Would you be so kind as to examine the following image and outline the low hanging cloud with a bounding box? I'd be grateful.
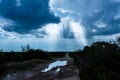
[32,17,74,39]
[0,0,60,34]
[33,16,87,45]
[50,0,120,38]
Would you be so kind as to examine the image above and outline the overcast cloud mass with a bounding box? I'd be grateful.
[0,0,120,51]
[0,0,60,33]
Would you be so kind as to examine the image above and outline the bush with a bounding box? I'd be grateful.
[0,53,7,74]
[73,41,120,80]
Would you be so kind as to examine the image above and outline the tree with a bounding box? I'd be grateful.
[0,49,2,52]
[21,44,31,52]
[21,46,26,52]
[73,41,120,80]
[26,44,30,51]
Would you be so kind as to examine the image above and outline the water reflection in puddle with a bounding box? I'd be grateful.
[42,61,67,72]
[56,68,61,72]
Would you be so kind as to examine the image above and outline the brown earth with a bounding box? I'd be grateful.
[2,57,80,80]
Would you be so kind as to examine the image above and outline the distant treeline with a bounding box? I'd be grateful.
[0,45,67,62]
[71,36,120,80]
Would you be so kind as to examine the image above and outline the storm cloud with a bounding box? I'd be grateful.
[50,0,120,38]
[1,0,120,51]
[0,0,60,33]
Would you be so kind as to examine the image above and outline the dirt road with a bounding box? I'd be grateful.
[2,56,80,80]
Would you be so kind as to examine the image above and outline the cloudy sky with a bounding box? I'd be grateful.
[0,0,120,51]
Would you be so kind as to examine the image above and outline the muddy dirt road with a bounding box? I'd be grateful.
[2,56,80,80]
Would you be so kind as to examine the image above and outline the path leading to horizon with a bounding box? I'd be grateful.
[3,55,80,80]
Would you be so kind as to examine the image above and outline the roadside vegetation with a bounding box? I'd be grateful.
[71,36,120,80]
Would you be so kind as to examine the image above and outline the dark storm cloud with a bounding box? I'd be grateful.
[62,26,75,39]
[0,0,60,33]
[52,0,120,38]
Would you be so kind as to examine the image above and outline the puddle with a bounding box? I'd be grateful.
[56,68,61,72]
[42,60,67,72]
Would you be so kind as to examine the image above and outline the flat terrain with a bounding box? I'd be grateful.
[2,56,80,80]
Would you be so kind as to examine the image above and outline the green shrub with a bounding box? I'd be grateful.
[73,42,120,80]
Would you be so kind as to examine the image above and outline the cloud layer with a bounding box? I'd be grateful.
[50,0,120,38]
[0,0,120,51]
[0,0,60,33]
[1,0,119,39]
